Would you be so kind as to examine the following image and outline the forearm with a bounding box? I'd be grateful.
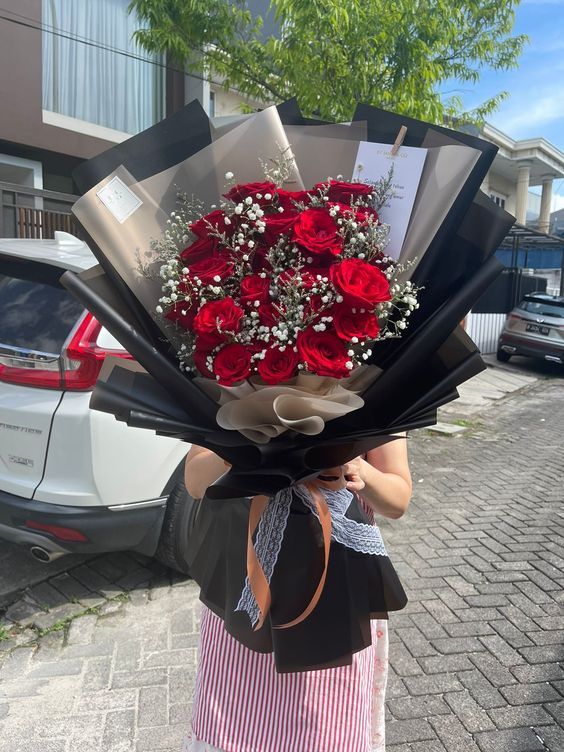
[184,450,229,499]
[358,458,412,519]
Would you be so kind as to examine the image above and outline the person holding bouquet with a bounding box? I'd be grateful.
[182,438,411,752]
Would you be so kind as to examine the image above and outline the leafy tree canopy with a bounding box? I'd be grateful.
[129,0,527,124]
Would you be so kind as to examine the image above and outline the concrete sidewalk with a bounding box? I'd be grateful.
[435,360,540,428]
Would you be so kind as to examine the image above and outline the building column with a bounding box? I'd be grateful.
[538,176,554,234]
[481,173,490,197]
[515,162,531,225]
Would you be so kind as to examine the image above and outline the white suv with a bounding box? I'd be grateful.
[0,232,195,572]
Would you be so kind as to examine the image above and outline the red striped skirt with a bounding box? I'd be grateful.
[182,605,388,752]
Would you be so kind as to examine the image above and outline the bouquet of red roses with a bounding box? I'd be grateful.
[157,177,418,388]
[146,173,420,444]
[62,100,513,495]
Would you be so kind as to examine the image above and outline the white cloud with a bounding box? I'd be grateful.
[492,88,564,136]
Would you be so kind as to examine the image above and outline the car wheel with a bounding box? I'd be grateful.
[496,348,511,363]
[155,480,198,574]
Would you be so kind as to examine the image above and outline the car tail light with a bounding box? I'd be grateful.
[61,312,132,390]
[508,313,526,321]
[0,313,132,390]
[0,353,63,389]
[25,519,88,542]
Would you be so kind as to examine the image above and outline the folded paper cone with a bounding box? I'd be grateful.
[194,369,378,443]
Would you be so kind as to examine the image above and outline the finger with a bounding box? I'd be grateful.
[346,480,365,493]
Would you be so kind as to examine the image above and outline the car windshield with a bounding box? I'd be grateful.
[520,301,564,319]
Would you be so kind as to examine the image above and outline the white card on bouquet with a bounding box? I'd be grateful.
[353,142,427,260]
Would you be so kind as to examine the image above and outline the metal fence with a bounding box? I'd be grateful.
[0,180,80,239]
[466,312,507,354]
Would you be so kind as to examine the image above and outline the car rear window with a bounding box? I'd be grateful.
[0,258,84,353]
[519,300,564,319]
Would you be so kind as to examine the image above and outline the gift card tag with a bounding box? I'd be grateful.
[96,176,142,224]
[353,142,427,260]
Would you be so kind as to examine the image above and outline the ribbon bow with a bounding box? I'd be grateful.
[236,469,387,631]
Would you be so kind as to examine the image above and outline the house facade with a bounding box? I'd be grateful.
[479,123,564,233]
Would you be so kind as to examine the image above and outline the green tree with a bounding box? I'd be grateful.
[129,0,526,124]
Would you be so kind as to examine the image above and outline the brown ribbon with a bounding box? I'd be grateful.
[246,469,346,631]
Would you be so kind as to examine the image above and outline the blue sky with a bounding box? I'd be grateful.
[449,0,564,209]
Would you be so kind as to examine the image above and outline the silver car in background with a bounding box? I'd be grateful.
[497,293,564,367]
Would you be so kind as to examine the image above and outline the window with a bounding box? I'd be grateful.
[0,260,84,353]
[489,191,506,210]
[42,0,164,135]
[520,300,564,319]
[209,90,216,118]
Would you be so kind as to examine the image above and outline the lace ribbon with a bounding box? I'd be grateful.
[236,480,388,629]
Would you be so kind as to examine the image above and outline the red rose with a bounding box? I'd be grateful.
[180,235,217,265]
[213,343,252,385]
[261,214,297,246]
[276,189,312,213]
[224,182,277,205]
[292,208,343,256]
[192,297,244,340]
[165,302,197,330]
[186,255,234,284]
[355,206,379,225]
[314,180,373,204]
[251,246,271,273]
[258,303,279,328]
[189,209,232,240]
[258,346,300,384]
[297,328,350,378]
[330,259,391,308]
[330,304,380,342]
[240,275,270,307]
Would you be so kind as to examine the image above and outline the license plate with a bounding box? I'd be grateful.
[526,323,550,335]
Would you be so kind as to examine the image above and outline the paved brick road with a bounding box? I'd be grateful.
[0,379,562,752]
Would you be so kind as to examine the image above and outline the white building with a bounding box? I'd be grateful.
[478,124,564,233]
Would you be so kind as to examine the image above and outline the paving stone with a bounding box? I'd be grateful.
[535,724,564,752]
[112,668,168,689]
[429,714,482,751]
[26,582,69,611]
[430,637,483,655]
[387,694,450,720]
[443,691,495,733]
[519,645,564,664]
[474,727,545,752]
[31,602,84,631]
[411,742,451,752]
[385,718,436,744]
[468,653,517,687]
[49,573,92,603]
[138,685,168,727]
[27,658,83,679]
[511,663,564,683]
[418,654,474,674]
[82,657,112,692]
[459,670,506,709]
[66,614,98,645]
[4,599,41,626]
[403,673,464,696]
[388,643,422,677]
[500,682,561,705]
[488,704,554,730]
[443,621,495,638]
[102,709,135,751]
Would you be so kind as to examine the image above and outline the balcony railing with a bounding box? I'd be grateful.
[0,180,82,240]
